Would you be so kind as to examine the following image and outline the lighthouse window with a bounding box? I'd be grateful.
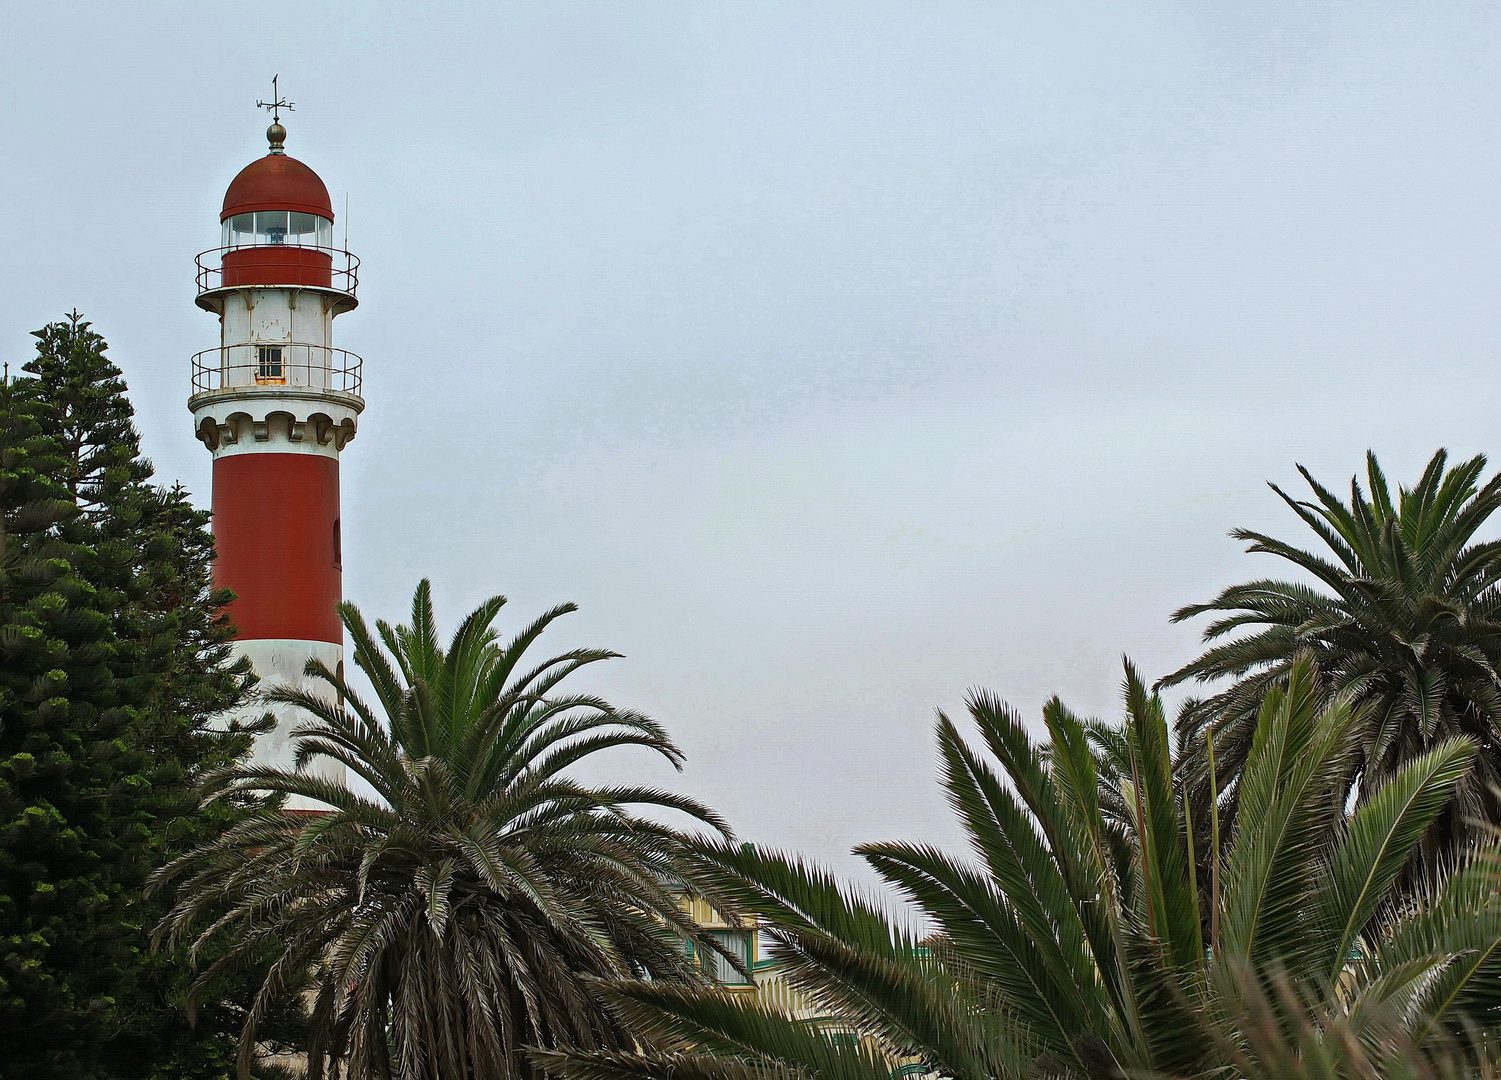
[257,346,284,382]
[257,210,288,244]
[222,211,333,249]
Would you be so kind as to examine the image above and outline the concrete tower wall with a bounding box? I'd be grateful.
[220,290,335,358]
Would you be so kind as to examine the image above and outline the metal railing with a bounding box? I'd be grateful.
[190,343,363,398]
[195,245,360,296]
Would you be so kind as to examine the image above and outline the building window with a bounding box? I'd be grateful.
[332,518,342,569]
[701,930,754,986]
[257,346,284,383]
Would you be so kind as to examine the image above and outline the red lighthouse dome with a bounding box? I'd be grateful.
[215,123,343,291]
[222,152,333,220]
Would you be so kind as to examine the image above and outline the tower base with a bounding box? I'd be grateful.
[236,637,347,811]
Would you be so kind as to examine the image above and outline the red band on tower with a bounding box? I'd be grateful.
[212,454,342,644]
[221,246,334,288]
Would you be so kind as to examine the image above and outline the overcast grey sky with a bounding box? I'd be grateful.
[3,1,1499,880]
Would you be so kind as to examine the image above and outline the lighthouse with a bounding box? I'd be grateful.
[189,104,361,800]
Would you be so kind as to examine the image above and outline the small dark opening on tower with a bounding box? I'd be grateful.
[332,518,342,569]
[257,345,283,382]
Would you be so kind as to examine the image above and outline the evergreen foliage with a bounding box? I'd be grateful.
[1162,450,1501,873]
[155,580,736,1080]
[537,658,1501,1080]
[25,313,153,510]
[0,315,258,1078]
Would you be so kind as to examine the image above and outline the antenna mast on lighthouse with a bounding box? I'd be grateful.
[188,88,365,807]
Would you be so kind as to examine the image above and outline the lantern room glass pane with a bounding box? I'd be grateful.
[287,212,320,244]
[254,210,289,244]
[224,212,256,247]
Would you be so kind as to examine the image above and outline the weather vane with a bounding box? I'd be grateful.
[256,74,294,123]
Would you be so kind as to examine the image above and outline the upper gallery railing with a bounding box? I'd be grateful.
[195,245,360,297]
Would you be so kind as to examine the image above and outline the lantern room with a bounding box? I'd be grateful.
[196,122,359,302]
[222,210,333,249]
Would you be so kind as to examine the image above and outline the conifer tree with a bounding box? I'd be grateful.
[0,369,126,1075]
[24,312,152,511]
[0,315,264,1078]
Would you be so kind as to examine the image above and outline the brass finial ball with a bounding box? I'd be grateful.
[267,121,287,154]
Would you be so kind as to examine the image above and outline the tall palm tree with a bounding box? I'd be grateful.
[1162,449,1501,866]
[536,658,1501,1080]
[153,581,734,1080]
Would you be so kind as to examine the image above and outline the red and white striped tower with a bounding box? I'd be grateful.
[190,113,363,803]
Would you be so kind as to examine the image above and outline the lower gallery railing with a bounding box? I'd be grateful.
[190,343,363,397]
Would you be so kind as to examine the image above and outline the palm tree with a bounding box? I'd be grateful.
[536,657,1501,1080]
[153,581,734,1080]
[1162,449,1501,867]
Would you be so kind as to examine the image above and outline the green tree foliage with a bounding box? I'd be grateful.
[1162,450,1501,871]
[0,371,109,1074]
[0,315,257,1079]
[155,580,737,1080]
[25,312,154,508]
[536,657,1501,1080]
